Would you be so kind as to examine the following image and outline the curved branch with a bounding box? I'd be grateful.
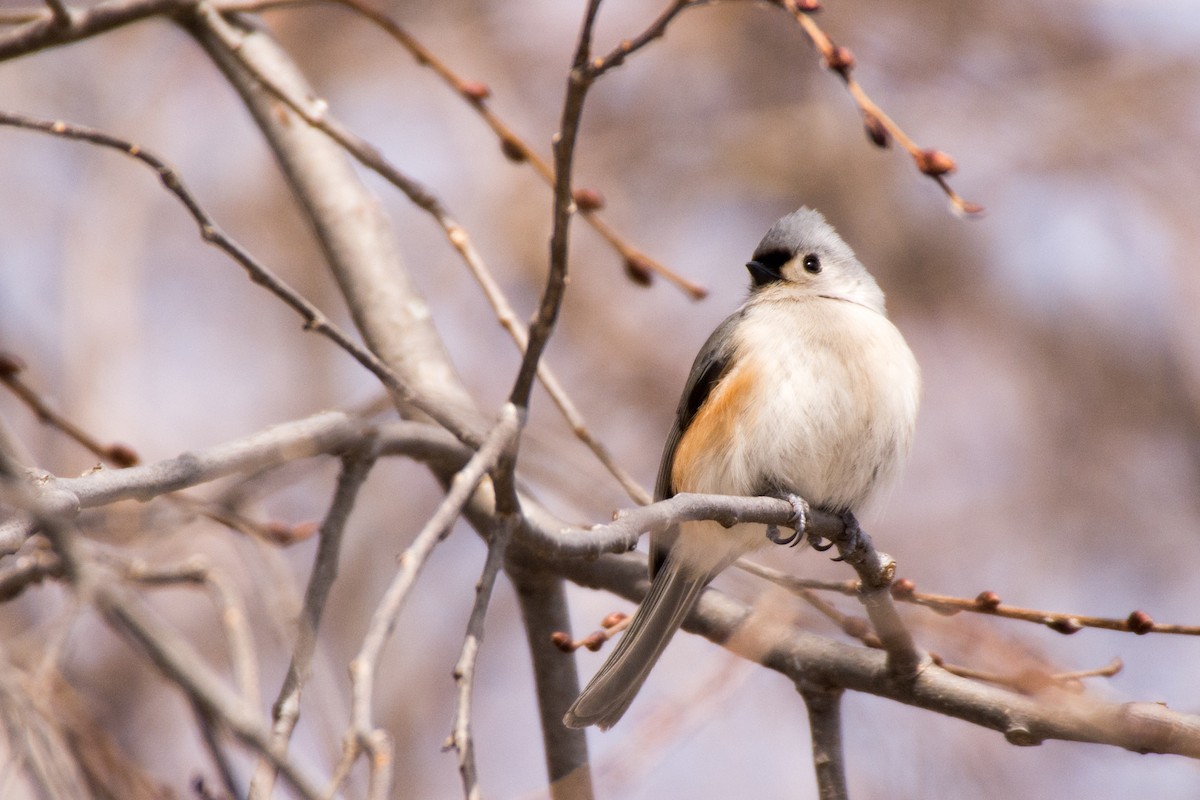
[558,552,1200,760]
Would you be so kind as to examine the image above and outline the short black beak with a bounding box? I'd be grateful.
[745,260,778,287]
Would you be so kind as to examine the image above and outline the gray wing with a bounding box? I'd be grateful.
[649,309,744,576]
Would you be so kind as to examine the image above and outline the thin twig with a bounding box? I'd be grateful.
[190,697,244,800]
[250,447,377,799]
[0,354,139,466]
[776,0,982,214]
[0,111,476,446]
[214,0,708,299]
[444,514,515,800]
[932,654,1124,695]
[203,0,651,505]
[742,562,1200,638]
[339,404,522,800]
[0,0,188,62]
[113,553,261,706]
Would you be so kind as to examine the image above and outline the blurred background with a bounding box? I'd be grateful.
[2,0,1200,797]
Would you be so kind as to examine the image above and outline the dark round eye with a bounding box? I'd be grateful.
[802,253,821,274]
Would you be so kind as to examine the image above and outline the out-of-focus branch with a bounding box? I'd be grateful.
[327,0,708,298]
[775,0,982,214]
[112,553,261,707]
[743,564,1200,638]
[337,405,521,799]
[192,5,650,505]
[212,0,707,299]
[0,353,139,467]
[0,658,90,799]
[187,8,483,439]
[797,683,847,800]
[445,514,514,800]
[0,111,475,444]
[559,551,1200,759]
[0,0,185,62]
[95,580,327,799]
[250,447,378,800]
[0,471,328,800]
[508,550,594,800]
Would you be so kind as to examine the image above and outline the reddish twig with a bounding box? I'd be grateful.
[215,0,708,299]
[776,0,982,215]
[739,561,1200,638]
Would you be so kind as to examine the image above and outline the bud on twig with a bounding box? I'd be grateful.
[105,443,140,467]
[550,631,573,652]
[825,45,855,77]
[974,590,1002,610]
[0,351,25,378]
[915,148,957,177]
[1048,617,1083,635]
[890,577,915,598]
[500,138,526,163]
[623,255,655,287]
[1127,609,1154,635]
[863,111,890,148]
[572,187,606,212]
[459,80,491,103]
[601,611,627,629]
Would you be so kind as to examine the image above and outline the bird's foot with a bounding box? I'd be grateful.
[766,492,809,548]
[827,511,863,562]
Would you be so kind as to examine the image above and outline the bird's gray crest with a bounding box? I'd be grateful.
[752,206,856,263]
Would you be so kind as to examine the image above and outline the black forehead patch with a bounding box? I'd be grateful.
[752,248,792,270]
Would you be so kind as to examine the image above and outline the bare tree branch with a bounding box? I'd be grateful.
[190,4,651,505]
[186,8,484,437]
[559,551,1200,759]
[774,0,981,214]
[509,553,594,800]
[339,404,522,798]
[0,110,475,444]
[0,0,184,62]
[445,514,515,800]
[250,447,378,799]
[798,683,847,800]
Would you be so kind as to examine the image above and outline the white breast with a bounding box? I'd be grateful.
[704,294,920,512]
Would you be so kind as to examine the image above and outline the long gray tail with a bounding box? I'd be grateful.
[563,558,711,730]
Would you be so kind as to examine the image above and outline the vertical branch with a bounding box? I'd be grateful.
[488,8,604,796]
[812,519,924,676]
[445,514,515,800]
[250,447,378,800]
[506,0,603,411]
[339,406,521,799]
[797,683,848,800]
[509,550,594,800]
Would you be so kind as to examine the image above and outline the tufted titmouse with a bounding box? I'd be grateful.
[564,207,921,730]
